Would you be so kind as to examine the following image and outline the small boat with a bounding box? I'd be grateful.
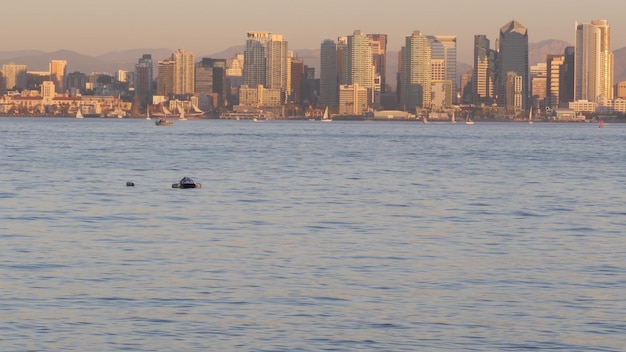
[465,113,474,125]
[172,176,201,189]
[146,109,151,120]
[76,109,84,119]
[321,106,332,122]
[528,108,533,125]
[422,116,428,124]
[156,118,173,126]
[599,119,604,128]
[451,110,456,124]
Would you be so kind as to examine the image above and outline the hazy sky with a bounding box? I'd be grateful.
[3,0,625,63]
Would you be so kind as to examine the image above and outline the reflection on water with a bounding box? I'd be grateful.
[1,118,625,351]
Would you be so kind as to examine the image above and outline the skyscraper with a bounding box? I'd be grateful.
[319,39,338,108]
[266,34,290,97]
[343,30,374,96]
[135,54,153,101]
[173,49,195,95]
[367,34,387,92]
[473,35,496,105]
[497,20,529,110]
[560,46,575,106]
[575,20,613,102]
[243,32,270,88]
[427,35,457,104]
[49,60,67,93]
[546,55,565,108]
[400,30,431,111]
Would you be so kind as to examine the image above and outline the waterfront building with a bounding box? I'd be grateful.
[400,30,431,111]
[319,39,339,108]
[431,80,453,111]
[427,35,457,104]
[41,81,55,102]
[49,60,67,94]
[575,20,614,103]
[367,34,388,93]
[497,20,529,110]
[135,54,153,102]
[473,35,496,105]
[339,84,368,115]
[243,32,270,88]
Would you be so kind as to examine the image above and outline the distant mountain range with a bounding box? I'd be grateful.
[2,40,625,88]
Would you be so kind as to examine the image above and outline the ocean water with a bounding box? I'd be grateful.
[1,117,625,351]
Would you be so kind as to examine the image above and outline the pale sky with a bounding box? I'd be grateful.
[3,0,625,63]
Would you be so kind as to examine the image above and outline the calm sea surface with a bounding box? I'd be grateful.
[1,117,625,351]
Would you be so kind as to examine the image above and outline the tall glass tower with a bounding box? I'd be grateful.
[497,20,529,110]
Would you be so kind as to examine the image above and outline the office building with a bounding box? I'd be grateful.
[546,55,565,108]
[497,20,529,110]
[135,54,153,101]
[367,34,388,92]
[243,32,270,88]
[400,30,431,111]
[473,35,496,105]
[49,60,67,93]
[2,62,28,91]
[173,49,195,95]
[427,35,457,104]
[266,34,290,95]
[319,39,339,108]
[575,20,614,103]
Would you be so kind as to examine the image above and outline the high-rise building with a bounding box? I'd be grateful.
[49,60,67,93]
[473,35,496,105]
[196,58,226,107]
[243,32,270,88]
[156,59,175,97]
[427,35,457,104]
[173,49,195,95]
[290,58,304,104]
[497,20,529,110]
[575,20,614,103]
[560,46,575,106]
[266,34,289,95]
[2,62,28,91]
[546,55,565,108]
[135,54,153,101]
[400,30,431,111]
[343,30,374,103]
[319,39,338,108]
[367,34,387,92]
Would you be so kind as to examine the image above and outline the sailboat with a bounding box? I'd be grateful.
[321,106,332,122]
[146,108,151,120]
[76,108,84,119]
[528,108,533,124]
[465,113,474,125]
[451,110,456,124]
[177,105,187,120]
[422,116,428,124]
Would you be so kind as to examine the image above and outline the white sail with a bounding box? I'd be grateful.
[162,105,173,115]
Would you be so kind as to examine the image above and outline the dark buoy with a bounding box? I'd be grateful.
[126,181,135,187]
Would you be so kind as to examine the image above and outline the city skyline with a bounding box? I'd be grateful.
[3,0,626,64]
